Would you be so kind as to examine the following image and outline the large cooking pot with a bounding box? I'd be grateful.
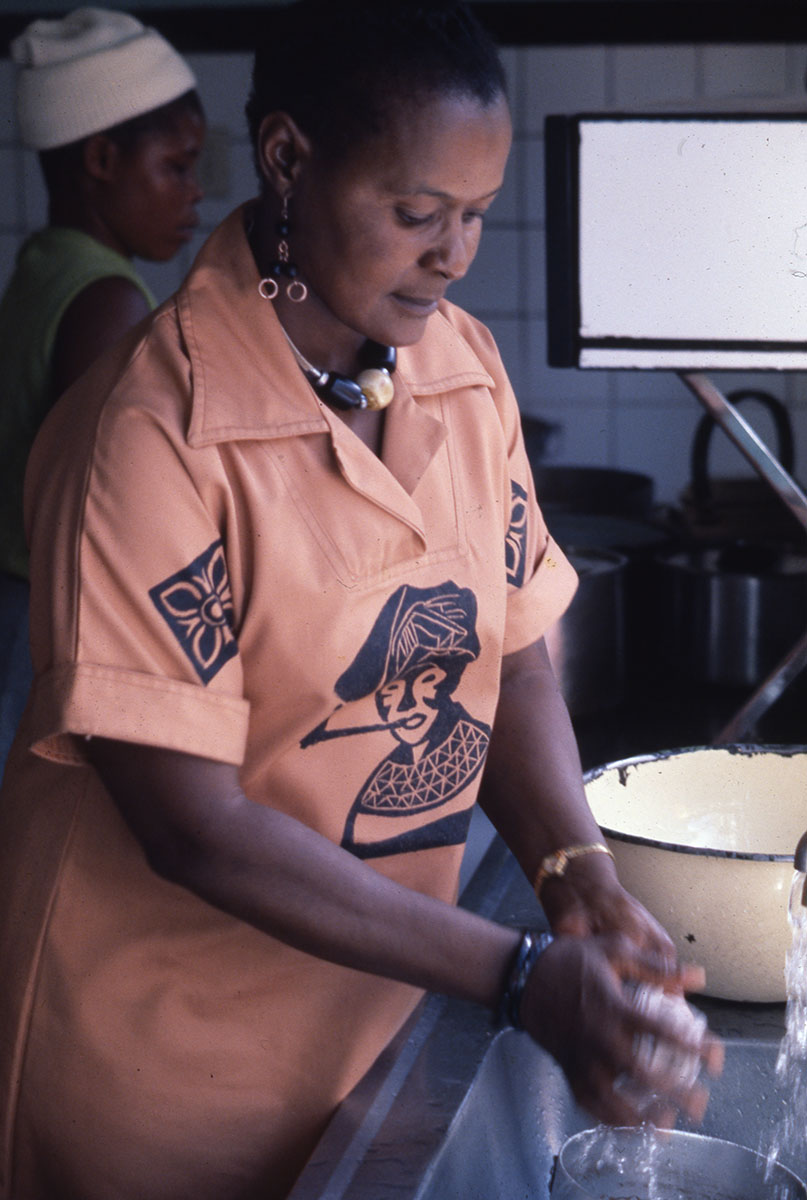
[655,542,807,686]
[545,548,628,715]
[545,514,674,687]
[678,389,805,545]
[520,414,562,466]
[532,464,655,520]
[585,744,806,1002]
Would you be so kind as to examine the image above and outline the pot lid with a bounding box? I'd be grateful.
[658,545,807,577]
[565,546,628,576]
[549,512,670,552]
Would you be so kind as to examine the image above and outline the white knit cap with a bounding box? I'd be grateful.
[11,7,197,150]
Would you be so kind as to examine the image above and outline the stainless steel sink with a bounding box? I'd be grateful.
[289,838,801,1200]
[418,1033,801,1199]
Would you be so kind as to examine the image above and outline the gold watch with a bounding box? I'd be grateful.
[534,842,614,899]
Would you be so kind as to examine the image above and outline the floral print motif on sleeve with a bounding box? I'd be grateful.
[149,539,237,684]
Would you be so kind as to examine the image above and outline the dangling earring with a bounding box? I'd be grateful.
[257,194,308,304]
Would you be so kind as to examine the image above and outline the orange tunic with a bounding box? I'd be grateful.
[0,206,577,1200]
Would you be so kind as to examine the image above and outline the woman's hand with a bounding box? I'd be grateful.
[521,934,724,1127]
[538,854,679,970]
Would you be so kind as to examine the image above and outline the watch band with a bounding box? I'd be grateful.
[533,841,614,899]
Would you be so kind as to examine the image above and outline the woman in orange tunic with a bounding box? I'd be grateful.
[0,3,719,1198]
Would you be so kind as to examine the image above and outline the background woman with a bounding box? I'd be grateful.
[0,4,718,1198]
[0,7,205,775]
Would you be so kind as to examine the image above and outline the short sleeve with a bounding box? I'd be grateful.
[447,309,578,656]
[23,340,250,766]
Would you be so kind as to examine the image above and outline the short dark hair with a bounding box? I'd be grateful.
[39,89,203,194]
[245,0,506,167]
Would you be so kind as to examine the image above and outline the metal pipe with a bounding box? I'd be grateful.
[713,626,807,745]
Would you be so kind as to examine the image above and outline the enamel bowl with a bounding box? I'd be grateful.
[584,745,807,1002]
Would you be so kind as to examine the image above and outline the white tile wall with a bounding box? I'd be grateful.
[612,46,698,107]
[189,52,254,128]
[701,45,789,99]
[2,39,806,503]
[20,149,47,227]
[449,227,521,314]
[524,47,608,119]
[0,56,14,142]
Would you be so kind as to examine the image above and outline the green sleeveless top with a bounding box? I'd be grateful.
[0,228,155,578]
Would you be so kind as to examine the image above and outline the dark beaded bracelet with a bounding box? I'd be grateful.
[497,929,555,1029]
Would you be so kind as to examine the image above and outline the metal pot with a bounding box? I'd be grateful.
[520,414,562,465]
[552,1126,807,1199]
[546,514,675,686]
[545,547,628,715]
[655,542,807,686]
[533,464,655,519]
[678,389,805,545]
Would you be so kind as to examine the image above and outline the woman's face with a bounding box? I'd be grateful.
[98,108,206,262]
[278,91,512,361]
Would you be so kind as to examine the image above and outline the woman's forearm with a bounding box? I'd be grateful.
[169,787,521,1006]
[85,735,708,1125]
[477,638,610,885]
[87,737,520,1011]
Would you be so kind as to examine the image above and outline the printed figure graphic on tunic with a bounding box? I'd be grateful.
[301,581,491,859]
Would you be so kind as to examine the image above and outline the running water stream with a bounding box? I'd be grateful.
[765,871,807,1195]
